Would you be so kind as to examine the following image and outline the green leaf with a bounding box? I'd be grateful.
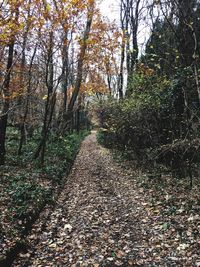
[162,222,169,230]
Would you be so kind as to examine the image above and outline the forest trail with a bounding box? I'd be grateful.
[12,132,199,267]
[13,131,144,266]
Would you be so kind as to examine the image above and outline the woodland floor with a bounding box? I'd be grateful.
[13,131,200,267]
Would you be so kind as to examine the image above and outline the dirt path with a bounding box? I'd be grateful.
[13,132,200,267]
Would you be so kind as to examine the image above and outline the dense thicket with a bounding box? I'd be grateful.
[97,0,200,186]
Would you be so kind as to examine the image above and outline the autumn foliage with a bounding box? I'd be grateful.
[0,0,121,165]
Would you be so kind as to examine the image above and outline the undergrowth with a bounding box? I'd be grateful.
[0,128,89,261]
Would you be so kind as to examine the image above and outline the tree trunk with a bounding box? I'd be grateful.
[61,1,95,131]
[34,31,55,163]
[0,41,15,165]
[18,44,37,155]
[67,1,95,112]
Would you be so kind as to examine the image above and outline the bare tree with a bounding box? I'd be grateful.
[118,0,142,98]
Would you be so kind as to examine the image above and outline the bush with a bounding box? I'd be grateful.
[8,181,51,220]
[96,70,200,179]
[97,129,116,148]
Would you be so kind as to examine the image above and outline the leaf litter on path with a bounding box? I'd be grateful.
[13,132,200,267]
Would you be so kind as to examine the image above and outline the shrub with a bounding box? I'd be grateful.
[96,71,200,181]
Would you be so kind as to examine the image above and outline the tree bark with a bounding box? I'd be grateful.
[61,1,95,131]
[67,1,95,112]
[18,44,37,155]
[34,31,55,163]
[0,41,15,165]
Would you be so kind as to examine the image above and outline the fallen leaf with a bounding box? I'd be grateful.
[116,250,124,259]
[64,224,72,232]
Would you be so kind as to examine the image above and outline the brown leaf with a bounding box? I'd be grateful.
[116,250,124,259]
